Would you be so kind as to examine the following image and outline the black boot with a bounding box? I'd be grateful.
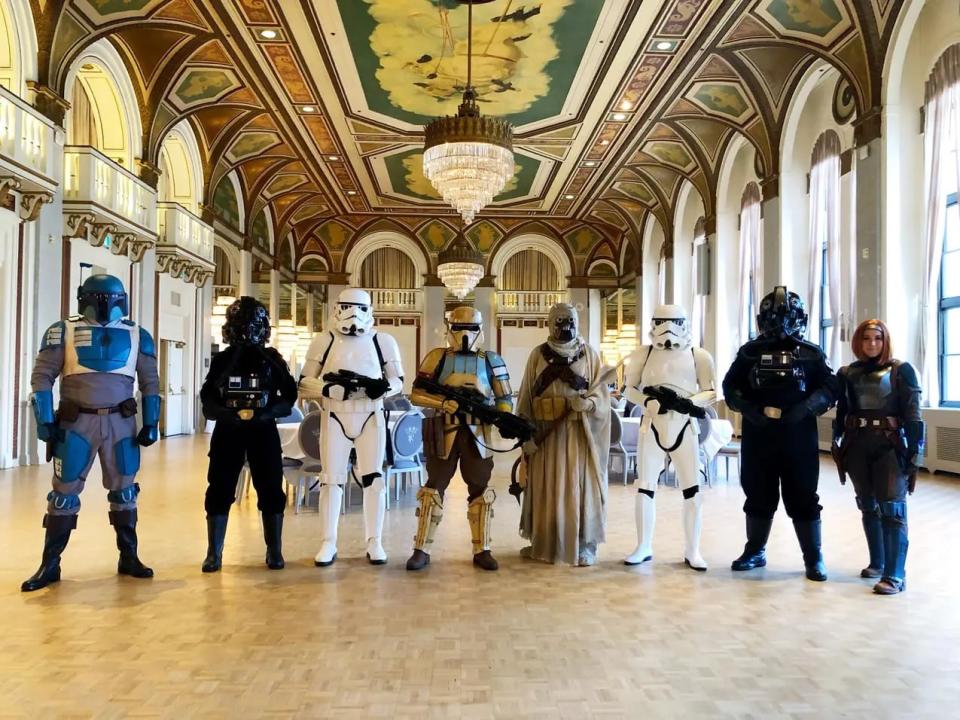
[202,514,229,573]
[793,519,827,581]
[21,515,77,592]
[473,550,499,571]
[857,496,885,578]
[110,510,154,578]
[731,516,772,571]
[406,549,430,571]
[875,500,908,595]
[262,513,284,570]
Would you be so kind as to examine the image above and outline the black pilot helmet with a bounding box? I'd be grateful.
[223,296,271,346]
[756,286,808,340]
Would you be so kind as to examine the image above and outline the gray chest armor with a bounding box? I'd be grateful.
[847,364,896,413]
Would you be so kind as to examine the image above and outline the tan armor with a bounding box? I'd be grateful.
[412,486,443,550]
[467,488,496,554]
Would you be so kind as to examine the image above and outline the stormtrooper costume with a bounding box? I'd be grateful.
[623,305,717,571]
[300,289,403,566]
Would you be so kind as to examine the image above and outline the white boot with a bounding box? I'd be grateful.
[624,490,656,565]
[314,484,343,566]
[682,491,707,571]
[362,478,387,565]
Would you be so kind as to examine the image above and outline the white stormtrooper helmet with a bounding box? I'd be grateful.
[334,288,374,336]
[650,304,691,351]
[446,306,483,353]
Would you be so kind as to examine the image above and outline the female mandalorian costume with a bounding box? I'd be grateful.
[833,319,922,595]
[200,297,298,572]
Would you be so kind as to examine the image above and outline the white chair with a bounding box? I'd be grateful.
[236,406,305,503]
[608,411,635,485]
[284,411,323,514]
[383,410,426,507]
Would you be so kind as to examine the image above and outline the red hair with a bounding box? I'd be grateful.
[851,319,893,364]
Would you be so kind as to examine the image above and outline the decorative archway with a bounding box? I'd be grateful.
[0,0,36,96]
[344,230,429,287]
[488,233,571,289]
[158,119,204,213]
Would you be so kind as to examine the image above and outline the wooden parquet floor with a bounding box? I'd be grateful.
[1,435,958,719]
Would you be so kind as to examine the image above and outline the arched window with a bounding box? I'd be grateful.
[738,182,762,343]
[923,44,960,405]
[807,130,842,363]
[500,248,560,291]
[359,246,417,288]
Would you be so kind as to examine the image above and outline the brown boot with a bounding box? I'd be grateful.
[406,549,430,571]
[472,550,498,571]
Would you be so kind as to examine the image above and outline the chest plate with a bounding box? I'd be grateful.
[638,347,699,397]
[848,364,895,412]
[438,352,492,399]
[749,349,807,393]
[324,333,384,378]
[63,321,138,377]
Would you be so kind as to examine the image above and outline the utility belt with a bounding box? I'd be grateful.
[530,396,582,422]
[844,415,899,431]
[321,396,383,413]
[58,398,137,422]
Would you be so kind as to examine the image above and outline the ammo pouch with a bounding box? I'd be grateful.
[532,396,567,422]
[422,415,447,459]
[119,398,138,418]
[57,400,81,423]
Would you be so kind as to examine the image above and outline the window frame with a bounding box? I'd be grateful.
[939,191,960,407]
[819,241,833,355]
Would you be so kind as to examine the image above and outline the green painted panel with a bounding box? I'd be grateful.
[212,176,239,229]
[337,0,603,126]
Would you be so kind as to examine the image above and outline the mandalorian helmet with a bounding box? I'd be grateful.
[548,303,579,343]
[757,286,807,340]
[650,304,691,350]
[77,274,128,325]
[222,296,271,346]
[334,288,374,336]
[446,306,483,353]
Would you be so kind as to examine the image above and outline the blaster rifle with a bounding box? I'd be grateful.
[413,376,535,444]
[642,385,706,419]
[323,369,387,397]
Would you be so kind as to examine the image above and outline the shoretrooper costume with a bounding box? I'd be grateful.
[407,307,515,572]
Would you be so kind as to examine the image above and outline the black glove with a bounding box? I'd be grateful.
[364,377,390,399]
[781,402,811,424]
[739,404,770,428]
[137,425,158,446]
[498,424,518,440]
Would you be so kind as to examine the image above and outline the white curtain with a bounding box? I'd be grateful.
[738,183,762,344]
[691,217,706,347]
[359,247,417,288]
[806,131,842,366]
[657,254,666,304]
[920,44,960,406]
[501,249,560,291]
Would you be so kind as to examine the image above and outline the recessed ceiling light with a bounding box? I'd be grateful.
[612,112,627,121]
[564,194,575,200]
[584,161,597,167]
[620,100,633,111]
[346,190,357,195]
[656,40,674,51]
[259,29,278,39]
[600,140,610,146]
[302,105,316,113]
[327,155,339,161]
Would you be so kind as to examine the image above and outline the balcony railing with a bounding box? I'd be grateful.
[497,291,566,315]
[0,87,57,191]
[371,288,422,312]
[63,145,157,237]
[157,202,214,265]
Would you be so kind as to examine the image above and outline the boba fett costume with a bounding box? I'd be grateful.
[22,274,161,592]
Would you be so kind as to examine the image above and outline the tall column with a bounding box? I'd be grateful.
[588,289,601,348]
[761,176,781,289]
[306,293,315,332]
[290,283,298,324]
[423,278,446,352]
[238,249,253,297]
[854,111,883,324]
[269,269,280,323]
[474,278,496,351]
[662,238,675,303]
[131,247,157,339]
[702,216,720,363]
[568,283,590,347]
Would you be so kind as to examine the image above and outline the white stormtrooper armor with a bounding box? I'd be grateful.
[299,289,403,566]
[623,304,717,571]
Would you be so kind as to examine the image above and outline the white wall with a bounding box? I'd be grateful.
[385,322,418,395]
[673,180,706,315]
[0,207,19,467]
[499,325,543,384]
[157,273,201,435]
[68,238,133,303]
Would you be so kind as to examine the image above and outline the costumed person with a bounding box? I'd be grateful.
[299,288,403,566]
[623,304,718,571]
[406,306,530,572]
[723,286,839,581]
[199,297,298,572]
[515,303,610,566]
[832,319,923,595]
[22,274,160,592]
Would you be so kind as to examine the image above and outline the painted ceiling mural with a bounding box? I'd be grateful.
[30,0,904,278]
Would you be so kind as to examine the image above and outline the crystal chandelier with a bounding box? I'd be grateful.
[422,0,514,224]
[437,224,484,300]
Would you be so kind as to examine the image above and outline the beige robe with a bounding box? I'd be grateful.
[517,341,611,564]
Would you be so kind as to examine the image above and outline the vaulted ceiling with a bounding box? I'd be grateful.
[32,0,903,277]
